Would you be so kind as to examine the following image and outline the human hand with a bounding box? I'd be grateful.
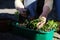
[16,7,27,17]
[37,16,46,30]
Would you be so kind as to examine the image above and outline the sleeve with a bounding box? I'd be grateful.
[43,0,53,11]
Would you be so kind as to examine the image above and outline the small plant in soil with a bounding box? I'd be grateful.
[40,20,59,32]
[28,19,59,32]
[27,19,39,30]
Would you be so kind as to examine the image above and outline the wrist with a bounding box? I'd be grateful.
[40,13,47,18]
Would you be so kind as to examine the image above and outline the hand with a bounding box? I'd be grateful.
[37,16,46,30]
[16,7,27,17]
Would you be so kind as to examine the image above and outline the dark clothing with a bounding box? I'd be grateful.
[54,0,60,21]
[0,0,15,9]
[27,0,44,19]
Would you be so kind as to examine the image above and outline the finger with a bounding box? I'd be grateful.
[37,22,42,27]
[37,22,45,29]
[38,23,44,29]
[37,22,42,28]
[39,16,46,23]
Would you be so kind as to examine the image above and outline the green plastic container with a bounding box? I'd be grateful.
[35,30,54,40]
[12,23,54,40]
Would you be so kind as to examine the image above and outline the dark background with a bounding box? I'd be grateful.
[0,0,15,9]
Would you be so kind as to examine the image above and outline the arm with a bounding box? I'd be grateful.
[40,0,53,18]
[15,0,24,9]
[37,0,53,29]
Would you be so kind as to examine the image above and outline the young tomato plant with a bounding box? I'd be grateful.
[28,19,39,29]
[29,19,59,32]
[40,20,59,32]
